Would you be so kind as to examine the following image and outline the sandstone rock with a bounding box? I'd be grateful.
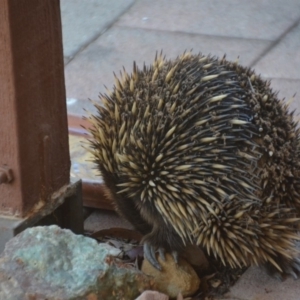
[141,253,200,298]
[135,290,169,300]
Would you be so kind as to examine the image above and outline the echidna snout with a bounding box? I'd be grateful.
[88,51,300,279]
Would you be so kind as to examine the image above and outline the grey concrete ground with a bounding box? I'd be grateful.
[62,0,300,117]
[61,1,300,299]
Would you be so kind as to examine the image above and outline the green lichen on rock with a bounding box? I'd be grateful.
[0,225,154,300]
[8,226,112,293]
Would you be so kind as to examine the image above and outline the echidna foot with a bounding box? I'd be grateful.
[143,243,179,270]
[263,257,300,280]
[158,247,166,261]
[171,249,179,264]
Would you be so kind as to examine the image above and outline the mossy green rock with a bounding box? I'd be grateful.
[0,225,154,300]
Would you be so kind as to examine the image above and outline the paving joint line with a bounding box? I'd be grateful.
[261,77,300,81]
[115,24,275,44]
[64,0,137,66]
[250,17,300,67]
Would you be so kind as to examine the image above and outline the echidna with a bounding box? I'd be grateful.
[88,51,300,279]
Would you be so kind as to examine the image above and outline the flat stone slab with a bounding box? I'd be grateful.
[226,267,300,300]
[64,26,271,106]
[116,0,300,40]
[253,21,300,79]
[61,0,135,59]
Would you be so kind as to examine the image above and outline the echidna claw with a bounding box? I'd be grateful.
[158,247,166,261]
[172,250,179,264]
[290,271,298,280]
[143,243,162,271]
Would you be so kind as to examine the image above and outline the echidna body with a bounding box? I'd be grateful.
[88,52,300,279]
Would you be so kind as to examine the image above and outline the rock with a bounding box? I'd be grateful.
[0,225,155,300]
[141,253,200,298]
[135,290,169,300]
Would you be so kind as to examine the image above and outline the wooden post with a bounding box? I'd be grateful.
[0,0,70,217]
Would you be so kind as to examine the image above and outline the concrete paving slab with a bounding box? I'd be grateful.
[253,21,300,79]
[60,0,135,59]
[67,97,96,116]
[226,267,300,300]
[116,0,300,40]
[64,26,271,109]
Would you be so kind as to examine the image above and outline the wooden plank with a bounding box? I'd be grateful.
[82,180,114,211]
[0,0,70,217]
